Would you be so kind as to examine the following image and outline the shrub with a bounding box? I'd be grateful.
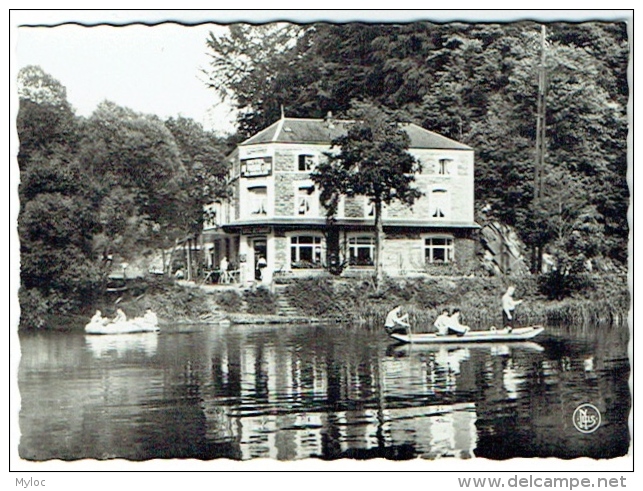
[537,271,595,299]
[286,277,344,317]
[243,287,277,315]
[216,290,243,312]
[18,288,50,330]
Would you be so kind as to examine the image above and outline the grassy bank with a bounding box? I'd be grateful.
[20,276,282,331]
[284,274,629,330]
[21,272,629,331]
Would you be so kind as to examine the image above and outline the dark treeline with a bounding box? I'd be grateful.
[206,21,629,295]
[17,65,231,328]
[17,21,629,328]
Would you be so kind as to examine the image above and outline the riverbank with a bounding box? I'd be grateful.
[21,272,629,331]
[282,274,629,329]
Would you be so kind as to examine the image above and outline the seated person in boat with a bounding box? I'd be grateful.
[447,309,470,336]
[433,309,451,335]
[90,310,108,326]
[142,308,158,326]
[385,306,410,334]
[113,308,127,323]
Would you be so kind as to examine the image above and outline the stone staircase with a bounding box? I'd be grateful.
[272,285,301,317]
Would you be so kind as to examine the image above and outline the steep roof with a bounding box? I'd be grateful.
[241,117,472,150]
[401,123,472,150]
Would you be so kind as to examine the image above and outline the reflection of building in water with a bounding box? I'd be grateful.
[503,359,523,400]
[384,346,471,395]
[85,333,158,358]
[201,331,478,460]
[385,405,477,459]
[203,335,330,459]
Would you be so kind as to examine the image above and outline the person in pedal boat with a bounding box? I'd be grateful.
[143,308,158,326]
[90,310,108,326]
[433,308,451,335]
[446,309,470,336]
[114,308,127,323]
[502,286,523,332]
[385,306,410,334]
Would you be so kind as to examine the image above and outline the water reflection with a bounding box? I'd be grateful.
[85,333,158,358]
[18,322,630,461]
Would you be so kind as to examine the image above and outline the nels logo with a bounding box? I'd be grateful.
[573,403,602,434]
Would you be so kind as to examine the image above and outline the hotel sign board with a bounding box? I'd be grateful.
[241,156,273,177]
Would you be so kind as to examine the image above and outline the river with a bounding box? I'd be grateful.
[18,321,630,461]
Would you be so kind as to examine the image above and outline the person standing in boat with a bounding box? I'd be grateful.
[433,308,451,336]
[385,306,410,334]
[502,286,523,331]
[447,309,470,336]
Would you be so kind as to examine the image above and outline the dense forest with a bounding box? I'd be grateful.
[17,21,629,328]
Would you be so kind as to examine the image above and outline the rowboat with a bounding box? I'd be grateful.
[389,326,544,344]
[85,311,160,335]
[389,340,545,354]
[85,318,160,335]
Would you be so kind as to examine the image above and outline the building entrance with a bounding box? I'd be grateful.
[253,238,267,281]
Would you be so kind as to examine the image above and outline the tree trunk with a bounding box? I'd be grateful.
[187,238,193,281]
[165,238,180,276]
[374,199,384,291]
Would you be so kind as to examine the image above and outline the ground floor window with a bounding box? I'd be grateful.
[348,236,375,266]
[291,236,323,268]
[425,236,454,263]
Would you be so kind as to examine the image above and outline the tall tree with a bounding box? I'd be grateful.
[311,102,422,288]
[205,23,304,137]
[78,101,186,261]
[164,116,229,236]
[17,67,101,325]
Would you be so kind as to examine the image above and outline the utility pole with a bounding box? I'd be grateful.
[532,25,548,274]
[534,24,547,204]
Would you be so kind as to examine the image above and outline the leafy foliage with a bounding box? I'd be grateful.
[164,117,229,235]
[243,287,277,315]
[311,102,422,287]
[206,21,629,294]
[17,67,230,328]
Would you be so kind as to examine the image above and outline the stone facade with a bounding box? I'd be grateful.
[273,236,289,272]
[204,117,479,284]
[344,196,364,218]
[275,174,296,216]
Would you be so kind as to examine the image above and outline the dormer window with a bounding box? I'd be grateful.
[438,158,453,175]
[298,154,316,172]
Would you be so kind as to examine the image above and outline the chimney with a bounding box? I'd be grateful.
[325,111,335,129]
